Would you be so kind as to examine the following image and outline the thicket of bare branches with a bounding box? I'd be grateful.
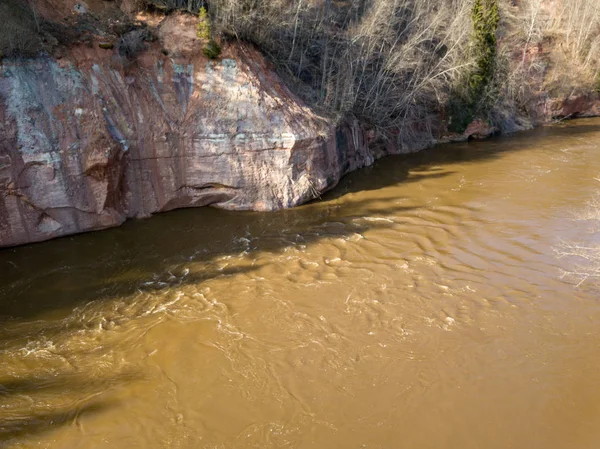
[208,0,475,149]
[203,0,600,145]
[461,0,600,132]
[556,0,600,71]
[495,0,600,114]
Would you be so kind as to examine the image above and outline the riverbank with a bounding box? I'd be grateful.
[1,2,599,247]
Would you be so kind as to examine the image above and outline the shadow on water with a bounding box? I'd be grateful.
[1,119,599,325]
[0,372,139,398]
[323,121,600,200]
[0,200,414,325]
[0,369,141,445]
[0,401,114,443]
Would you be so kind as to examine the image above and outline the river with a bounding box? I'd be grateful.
[1,118,600,449]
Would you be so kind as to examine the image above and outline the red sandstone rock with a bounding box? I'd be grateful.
[0,34,373,247]
[545,94,600,120]
[463,119,498,140]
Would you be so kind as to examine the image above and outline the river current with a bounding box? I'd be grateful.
[1,119,600,448]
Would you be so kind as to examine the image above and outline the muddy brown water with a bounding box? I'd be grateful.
[1,119,600,449]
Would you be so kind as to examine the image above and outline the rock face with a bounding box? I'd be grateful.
[0,38,373,247]
[544,93,600,120]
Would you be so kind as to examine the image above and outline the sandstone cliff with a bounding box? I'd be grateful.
[0,14,375,247]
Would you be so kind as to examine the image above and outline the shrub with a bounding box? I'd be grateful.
[469,0,500,99]
[447,0,500,133]
[196,7,220,59]
[196,7,211,41]
[202,39,221,59]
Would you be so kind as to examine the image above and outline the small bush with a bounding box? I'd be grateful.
[447,96,476,134]
[196,6,220,59]
[196,7,211,41]
[202,39,221,59]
